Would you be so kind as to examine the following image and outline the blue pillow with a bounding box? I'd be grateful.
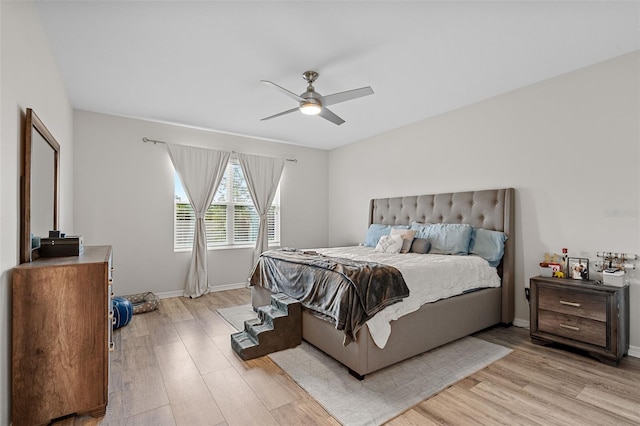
[364,224,409,247]
[469,228,507,267]
[411,223,473,255]
[425,223,473,255]
[410,222,427,238]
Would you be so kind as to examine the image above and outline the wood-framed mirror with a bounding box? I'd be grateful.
[20,108,60,263]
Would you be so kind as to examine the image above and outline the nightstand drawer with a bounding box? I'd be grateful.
[538,310,606,347]
[538,286,606,321]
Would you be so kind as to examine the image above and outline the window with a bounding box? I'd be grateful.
[174,159,280,250]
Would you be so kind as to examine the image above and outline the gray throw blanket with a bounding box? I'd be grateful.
[249,249,410,345]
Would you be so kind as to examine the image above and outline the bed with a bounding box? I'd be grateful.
[251,188,515,378]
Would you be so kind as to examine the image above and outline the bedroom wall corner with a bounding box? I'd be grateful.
[327,51,640,351]
[0,1,75,423]
[73,111,329,297]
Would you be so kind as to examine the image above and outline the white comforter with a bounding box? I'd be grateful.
[315,246,501,349]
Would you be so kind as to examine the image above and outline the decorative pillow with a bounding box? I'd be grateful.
[364,224,409,247]
[420,223,473,255]
[409,238,431,254]
[469,228,507,267]
[374,235,404,254]
[390,228,417,253]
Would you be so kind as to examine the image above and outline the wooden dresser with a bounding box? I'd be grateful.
[529,276,629,366]
[12,246,113,425]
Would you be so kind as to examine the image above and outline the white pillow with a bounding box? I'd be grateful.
[374,235,404,254]
[390,228,417,253]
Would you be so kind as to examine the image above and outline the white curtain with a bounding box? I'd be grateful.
[237,153,285,263]
[167,144,231,298]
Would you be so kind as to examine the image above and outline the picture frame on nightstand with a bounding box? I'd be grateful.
[568,257,589,280]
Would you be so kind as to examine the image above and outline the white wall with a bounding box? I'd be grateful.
[0,2,74,423]
[328,52,640,349]
[73,111,328,296]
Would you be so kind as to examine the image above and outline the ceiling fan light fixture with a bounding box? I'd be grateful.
[261,71,373,125]
[299,100,322,115]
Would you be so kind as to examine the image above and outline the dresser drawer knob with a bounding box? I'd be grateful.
[559,323,580,331]
[560,300,581,308]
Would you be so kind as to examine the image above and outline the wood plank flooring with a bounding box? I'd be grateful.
[51,288,640,425]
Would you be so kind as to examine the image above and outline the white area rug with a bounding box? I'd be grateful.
[218,304,512,426]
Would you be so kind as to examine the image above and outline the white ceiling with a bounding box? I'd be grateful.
[36,1,639,150]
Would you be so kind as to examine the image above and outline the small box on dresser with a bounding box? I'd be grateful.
[12,246,113,426]
[39,235,84,257]
[529,276,629,366]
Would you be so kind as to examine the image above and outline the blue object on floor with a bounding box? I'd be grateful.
[112,296,133,330]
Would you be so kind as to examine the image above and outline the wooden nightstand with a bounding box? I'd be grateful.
[529,276,629,366]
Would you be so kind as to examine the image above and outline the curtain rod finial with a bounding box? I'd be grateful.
[142,137,165,145]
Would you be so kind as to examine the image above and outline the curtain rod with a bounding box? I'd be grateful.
[142,137,297,162]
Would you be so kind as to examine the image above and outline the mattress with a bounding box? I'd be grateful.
[315,246,501,348]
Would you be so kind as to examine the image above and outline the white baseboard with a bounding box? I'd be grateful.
[513,318,529,329]
[154,282,248,300]
[154,290,184,299]
[209,282,249,292]
[628,345,640,358]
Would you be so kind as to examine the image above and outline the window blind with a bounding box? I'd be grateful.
[174,160,280,250]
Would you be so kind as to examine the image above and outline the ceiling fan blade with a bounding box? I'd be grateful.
[260,107,299,121]
[261,80,305,102]
[323,86,374,106]
[318,107,345,125]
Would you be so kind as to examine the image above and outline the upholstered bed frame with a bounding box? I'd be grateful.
[252,188,515,378]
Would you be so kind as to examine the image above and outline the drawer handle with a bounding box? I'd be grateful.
[559,323,580,331]
[560,300,581,308]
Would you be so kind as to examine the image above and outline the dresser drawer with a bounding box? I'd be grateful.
[538,286,606,321]
[538,310,606,347]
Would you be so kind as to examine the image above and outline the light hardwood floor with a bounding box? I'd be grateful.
[52,288,640,425]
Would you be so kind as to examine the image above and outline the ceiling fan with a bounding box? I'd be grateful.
[261,71,374,125]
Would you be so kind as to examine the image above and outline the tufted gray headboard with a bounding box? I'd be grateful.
[368,188,515,323]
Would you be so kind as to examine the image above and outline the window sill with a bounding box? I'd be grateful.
[174,243,281,253]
